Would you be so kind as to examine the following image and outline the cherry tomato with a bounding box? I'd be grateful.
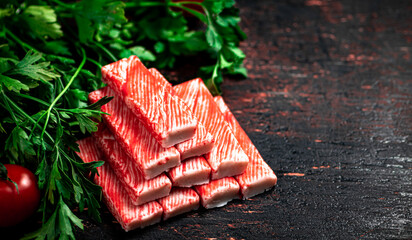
[0,164,41,227]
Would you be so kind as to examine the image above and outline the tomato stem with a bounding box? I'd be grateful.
[0,163,19,194]
[0,163,7,180]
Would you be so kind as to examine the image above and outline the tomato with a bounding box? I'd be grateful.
[0,164,41,227]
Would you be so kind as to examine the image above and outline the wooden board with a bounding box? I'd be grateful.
[3,0,411,239]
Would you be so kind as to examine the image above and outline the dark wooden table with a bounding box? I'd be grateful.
[5,0,412,239]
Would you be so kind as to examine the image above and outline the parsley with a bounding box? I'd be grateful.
[0,0,246,239]
[22,5,63,40]
[123,0,247,94]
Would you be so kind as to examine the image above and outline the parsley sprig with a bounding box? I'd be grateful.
[0,0,246,238]
[124,0,247,94]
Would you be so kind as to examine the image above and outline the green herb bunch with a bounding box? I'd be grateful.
[0,0,246,239]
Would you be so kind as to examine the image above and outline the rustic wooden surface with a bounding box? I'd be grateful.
[4,0,412,239]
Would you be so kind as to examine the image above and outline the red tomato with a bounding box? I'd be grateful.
[0,164,41,227]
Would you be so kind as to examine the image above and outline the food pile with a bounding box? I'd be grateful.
[0,0,265,237]
[76,56,277,231]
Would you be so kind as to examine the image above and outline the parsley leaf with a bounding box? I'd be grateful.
[119,46,156,61]
[206,26,223,50]
[74,0,127,43]
[22,5,63,40]
[203,0,228,14]
[0,75,29,92]
[0,51,60,93]
[11,51,60,82]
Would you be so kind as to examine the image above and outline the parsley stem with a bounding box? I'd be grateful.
[124,0,206,23]
[171,1,203,6]
[4,28,39,52]
[94,42,117,62]
[124,2,165,8]
[40,47,87,142]
[169,3,207,23]
[13,93,49,107]
[1,90,19,124]
[51,0,75,9]
[87,57,103,69]
[3,92,55,143]
[203,5,214,33]
[206,54,221,95]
